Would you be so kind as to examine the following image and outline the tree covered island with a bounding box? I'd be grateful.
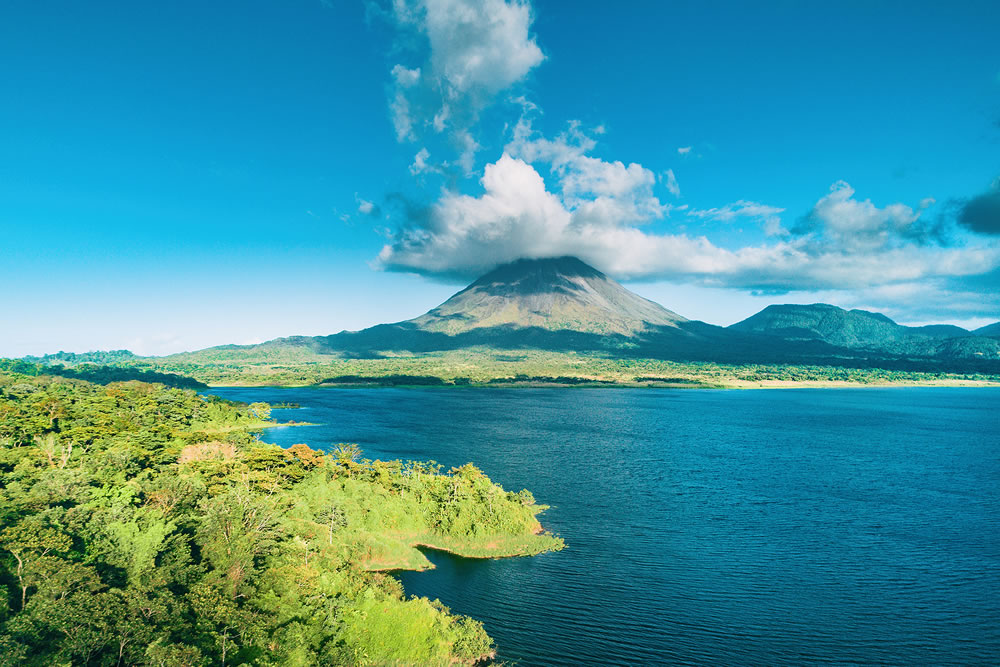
[0,368,562,665]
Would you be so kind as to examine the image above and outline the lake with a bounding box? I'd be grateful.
[209,387,1000,665]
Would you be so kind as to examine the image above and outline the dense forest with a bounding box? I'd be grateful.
[0,369,561,665]
[88,349,1000,388]
[13,346,1000,389]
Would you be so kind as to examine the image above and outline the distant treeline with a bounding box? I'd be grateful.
[319,373,628,386]
[633,376,705,384]
[0,359,206,390]
[319,374,448,386]
[20,349,136,365]
[14,346,999,389]
[486,374,616,385]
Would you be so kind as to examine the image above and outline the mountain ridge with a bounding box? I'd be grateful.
[728,303,971,352]
[15,257,999,373]
[975,322,1000,337]
[186,257,998,370]
[302,258,994,363]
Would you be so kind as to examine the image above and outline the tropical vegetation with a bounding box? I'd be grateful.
[0,368,561,665]
[18,349,997,389]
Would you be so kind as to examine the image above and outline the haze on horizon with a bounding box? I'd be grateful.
[2,0,999,357]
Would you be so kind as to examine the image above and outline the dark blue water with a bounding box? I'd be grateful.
[209,387,1000,665]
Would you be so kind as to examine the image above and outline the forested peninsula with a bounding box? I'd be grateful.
[0,369,562,665]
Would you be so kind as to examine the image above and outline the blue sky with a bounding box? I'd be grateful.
[2,0,999,356]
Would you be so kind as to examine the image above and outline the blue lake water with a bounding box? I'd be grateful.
[209,387,1000,665]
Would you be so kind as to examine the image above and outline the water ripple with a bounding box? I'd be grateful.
[211,387,1000,666]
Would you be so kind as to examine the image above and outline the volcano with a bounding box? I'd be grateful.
[158,256,999,372]
[312,256,717,355]
[409,256,687,336]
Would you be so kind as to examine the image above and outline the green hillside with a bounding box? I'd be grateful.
[725,302,1000,361]
[728,303,968,349]
[975,322,1000,337]
[0,369,561,665]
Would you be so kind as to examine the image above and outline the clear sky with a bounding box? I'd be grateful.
[2,0,999,356]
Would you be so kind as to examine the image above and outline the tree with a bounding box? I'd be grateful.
[0,519,72,610]
[196,488,283,598]
[331,443,363,477]
[246,402,271,422]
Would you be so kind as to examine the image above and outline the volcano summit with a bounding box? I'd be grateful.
[408,256,687,336]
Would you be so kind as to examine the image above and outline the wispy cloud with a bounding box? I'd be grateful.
[663,169,681,197]
[687,200,785,235]
[409,147,435,175]
[356,195,381,217]
[385,0,543,172]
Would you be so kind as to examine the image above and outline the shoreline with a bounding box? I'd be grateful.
[362,541,550,573]
[207,379,1000,390]
[258,420,317,428]
[189,420,317,436]
[361,523,562,573]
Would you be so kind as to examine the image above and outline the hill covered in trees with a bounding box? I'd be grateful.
[975,322,1000,337]
[0,370,561,665]
[728,304,976,354]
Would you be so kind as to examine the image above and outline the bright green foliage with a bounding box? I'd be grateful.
[336,592,492,665]
[0,370,561,665]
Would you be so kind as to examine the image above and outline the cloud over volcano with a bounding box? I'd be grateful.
[370,0,1000,321]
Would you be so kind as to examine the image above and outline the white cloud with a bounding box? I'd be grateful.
[687,200,785,235]
[373,12,1000,313]
[387,0,543,153]
[796,180,938,249]
[390,91,414,142]
[663,169,680,197]
[410,147,433,175]
[455,128,481,174]
[378,154,569,276]
[125,333,184,357]
[391,64,421,88]
[506,118,666,224]
[421,0,543,95]
[687,201,784,223]
[389,65,422,141]
[506,117,594,167]
[816,280,1000,329]
[378,150,1000,292]
[354,194,381,218]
